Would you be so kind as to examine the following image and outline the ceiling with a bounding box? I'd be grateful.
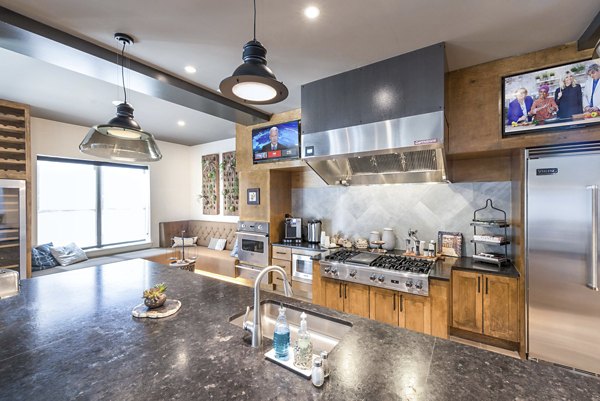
[0,0,599,146]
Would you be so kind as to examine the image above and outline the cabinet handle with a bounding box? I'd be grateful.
[393,294,396,310]
[276,251,287,255]
[344,284,347,299]
[485,277,489,295]
[477,276,481,293]
[400,294,403,312]
[339,283,342,298]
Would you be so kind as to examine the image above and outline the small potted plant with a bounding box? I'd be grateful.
[143,283,167,309]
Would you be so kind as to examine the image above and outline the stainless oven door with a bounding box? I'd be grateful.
[237,232,269,267]
[292,254,313,283]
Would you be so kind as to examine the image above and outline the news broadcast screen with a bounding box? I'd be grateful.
[252,120,300,164]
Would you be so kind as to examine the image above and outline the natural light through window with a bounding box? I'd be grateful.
[37,157,150,249]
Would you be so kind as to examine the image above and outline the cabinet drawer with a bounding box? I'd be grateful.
[272,246,292,261]
[272,260,292,284]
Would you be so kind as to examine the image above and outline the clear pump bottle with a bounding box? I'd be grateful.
[293,312,313,370]
[273,305,290,361]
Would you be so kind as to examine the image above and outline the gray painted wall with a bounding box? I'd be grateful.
[291,182,511,256]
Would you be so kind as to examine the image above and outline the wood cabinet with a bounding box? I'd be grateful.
[0,100,31,278]
[429,279,449,339]
[322,277,370,318]
[403,293,431,335]
[271,245,292,293]
[483,275,519,341]
[369,287,399,326]
[452,270,519,342]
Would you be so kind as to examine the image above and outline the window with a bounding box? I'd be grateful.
[37,157,150,249]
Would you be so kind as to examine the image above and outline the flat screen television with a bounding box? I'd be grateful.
[502,59,600,137]
[252,120,300,164]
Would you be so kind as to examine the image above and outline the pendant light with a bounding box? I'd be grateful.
[80,33,162,162]
[219,0,288,105]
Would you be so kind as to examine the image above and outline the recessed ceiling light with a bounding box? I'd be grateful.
[184,65,197,74]
[177,120,186,127]
[304,6,320,19]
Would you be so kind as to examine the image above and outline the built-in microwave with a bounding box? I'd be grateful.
[292,249,322,283]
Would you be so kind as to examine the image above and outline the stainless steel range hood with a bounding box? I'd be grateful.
[300,43,448,186]
[301,112,447,185]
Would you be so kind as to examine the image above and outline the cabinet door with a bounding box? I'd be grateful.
[404,294,431,335]
[323,278,344,312]
[430,279,449,339]
[483,275,519,342]
[369,287,398,326]
[452,270,483,333]
[344,282,370,318]
[312,261,323,306]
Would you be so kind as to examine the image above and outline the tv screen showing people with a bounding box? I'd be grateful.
[502,60,600,136]
[252,120,300,164]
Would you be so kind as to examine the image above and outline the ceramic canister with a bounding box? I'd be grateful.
[369,231,381,248]
[382,228,396,251]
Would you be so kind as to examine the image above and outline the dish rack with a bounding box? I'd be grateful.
[471,199,510,266]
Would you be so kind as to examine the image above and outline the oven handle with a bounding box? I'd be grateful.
[236,232,269,238]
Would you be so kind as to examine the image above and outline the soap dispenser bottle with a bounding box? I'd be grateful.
[293,312,313,370]
[273,305,290,361]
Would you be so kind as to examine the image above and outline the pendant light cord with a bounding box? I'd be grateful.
[253,0,256,40]
[120,41,127,104]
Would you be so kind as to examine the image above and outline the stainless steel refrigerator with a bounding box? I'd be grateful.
[527,144,600,375]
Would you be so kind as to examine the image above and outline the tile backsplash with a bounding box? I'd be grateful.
[291,182,511,256]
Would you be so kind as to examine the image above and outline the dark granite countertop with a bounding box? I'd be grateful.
[0,258,597,401]
[452,257,520,278]
[272,241,329,252]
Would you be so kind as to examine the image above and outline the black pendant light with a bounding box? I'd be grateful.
[80,33,162,162]
[220,0,288,105]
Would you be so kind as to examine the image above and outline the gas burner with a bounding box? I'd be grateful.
[324,249,360,263]
[371,255,433,274]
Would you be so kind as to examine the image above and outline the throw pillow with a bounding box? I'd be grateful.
[49,243,88,266]
[172,236,197,247]
[207,237,219,250]
[31,242,59,271]
[215,238,227,251]
[230,238,238,258]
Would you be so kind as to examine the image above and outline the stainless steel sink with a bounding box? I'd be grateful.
[229,300,352,353]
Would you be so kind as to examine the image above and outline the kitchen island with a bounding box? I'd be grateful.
[0,259,598,401]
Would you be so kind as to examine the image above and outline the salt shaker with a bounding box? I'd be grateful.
[311,357,325,387]
[320,351,330,378]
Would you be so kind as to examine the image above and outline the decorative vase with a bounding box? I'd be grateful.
[382,228,396,251]
[144,293,167,309]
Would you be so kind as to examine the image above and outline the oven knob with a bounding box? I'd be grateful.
[324,266,331,273]
[406,280,413,288]
[257,224,262,230]
[415,281,423,290]
[369,274,377,281]
[331,267,339,276]
[349,270,357,278]
[378,275,385,283]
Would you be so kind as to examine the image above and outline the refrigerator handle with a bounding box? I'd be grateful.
[587,185,599,291]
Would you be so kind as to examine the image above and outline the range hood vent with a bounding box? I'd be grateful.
[300,43,448,186]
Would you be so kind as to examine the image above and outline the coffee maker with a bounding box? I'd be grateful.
[284,216,302,242]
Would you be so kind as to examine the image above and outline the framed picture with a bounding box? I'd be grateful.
[502,59,600,137]
[437,231,463,257]
[247,188,260,205]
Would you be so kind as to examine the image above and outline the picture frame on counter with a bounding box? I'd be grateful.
[437,231,463,257]
[247,188,260,205]
[501,58,600,137]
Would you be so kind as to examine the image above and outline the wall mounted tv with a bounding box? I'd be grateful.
[252,120,300,164]
[502,59,600,137]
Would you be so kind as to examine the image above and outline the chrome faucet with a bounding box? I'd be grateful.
[242,265,293,347]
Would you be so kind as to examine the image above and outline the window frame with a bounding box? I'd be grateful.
[37,156,150,249]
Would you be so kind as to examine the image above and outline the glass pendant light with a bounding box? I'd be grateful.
[80,33,162,162]
[220,0,288,105]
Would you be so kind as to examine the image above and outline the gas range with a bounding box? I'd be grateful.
[320,250,433,296]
